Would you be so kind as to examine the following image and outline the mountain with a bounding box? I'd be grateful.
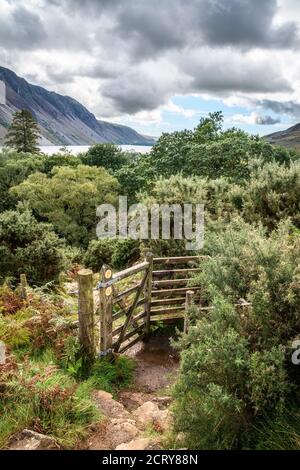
[265,123,300,151]
[0,66,154,146]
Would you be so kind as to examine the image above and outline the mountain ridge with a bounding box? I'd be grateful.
[265,123,300,150]
[0,66,154,146]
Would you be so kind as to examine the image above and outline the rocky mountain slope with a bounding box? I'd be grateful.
[0,66,154,146]
[265,123,300,150]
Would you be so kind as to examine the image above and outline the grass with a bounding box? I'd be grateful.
[0,284,136,449]
[254,410,300,450]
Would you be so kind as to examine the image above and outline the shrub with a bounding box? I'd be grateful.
[11,165,119,246]
[173,218,300,449]
[0,208,70,284]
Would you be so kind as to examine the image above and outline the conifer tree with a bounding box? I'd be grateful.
[5,109,40,153]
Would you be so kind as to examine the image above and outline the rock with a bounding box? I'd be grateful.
[118,391,152,411]
[115,438,153,451]
[9,429,59,450]
[92,390,130,419]
[153,409,172,433]
[153,396,172,408]
[132,401,160,430]
[107,419,139,448]
[175,432,187,445]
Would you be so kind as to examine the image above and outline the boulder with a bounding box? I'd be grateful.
[107,418,139,448]
[132,401,160,430]
[9,429,59,450]
[115,438,153,451]
[92,390,130,419]
[153,409,172,433]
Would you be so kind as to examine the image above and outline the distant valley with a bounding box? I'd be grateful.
[0,66,154,146]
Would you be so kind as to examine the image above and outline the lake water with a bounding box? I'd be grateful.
[40,145,152,155]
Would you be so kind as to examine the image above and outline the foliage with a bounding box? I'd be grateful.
[11,165,119,246]
[5,109,40,153]
[0,152,45,212]
[0,359,99,448]
[173,218,300,449]
[149,112,298,180]
[80,143,128,171]
[0,208,70,284]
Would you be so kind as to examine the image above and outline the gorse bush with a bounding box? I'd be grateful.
[173,218,300,449]
[0,207,69,284]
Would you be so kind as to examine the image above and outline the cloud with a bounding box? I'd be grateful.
[0,5,47,50]
[195,0,299,49]
[258,99,300,118]
[232,112,281,125]
[255,114,281,125]
[0,0,299,122]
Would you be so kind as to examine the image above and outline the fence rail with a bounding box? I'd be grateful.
[77,254,209,356]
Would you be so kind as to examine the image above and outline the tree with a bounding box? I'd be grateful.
[11,165,119,246]
[80,143,128,172]
[5,109,40,153]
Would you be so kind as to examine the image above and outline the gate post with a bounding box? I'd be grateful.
[78,269,95,357]
[20,274,28,301]
[144,252,153,339]
[99,266,113,355]
[184,290,194,333]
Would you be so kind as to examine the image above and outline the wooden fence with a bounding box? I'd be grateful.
[77,254,206,356]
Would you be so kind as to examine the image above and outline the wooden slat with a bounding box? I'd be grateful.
[112,310,125,322]
[114,269,149,351]
[153,256,206,264]
[151,297,185,306]
[131,311,146,323]
[110,261,149,284]
[151,286,201,297]
[150,315,184,323]
[153,278,189,287]
[136,297,146,308]
[112,324,123,336]
[118,334,145,354]
[151,306,185,316]
[113,283,141,304]
[122,324,145,343]
[153,268,201,277]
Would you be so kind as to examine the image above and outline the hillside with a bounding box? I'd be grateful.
[265,123,300,150]
[0,67,154,146]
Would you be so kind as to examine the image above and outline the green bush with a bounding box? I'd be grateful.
[173,218,300,449]
[0,207,70,284]
[11,165,119,246]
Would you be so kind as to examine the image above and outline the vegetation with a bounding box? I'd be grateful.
[5,110,40,154]
[1,111,300,449]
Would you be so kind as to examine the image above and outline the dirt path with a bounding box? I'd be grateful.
[81,330,179,450]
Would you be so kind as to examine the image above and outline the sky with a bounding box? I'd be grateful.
[1,0,300,137]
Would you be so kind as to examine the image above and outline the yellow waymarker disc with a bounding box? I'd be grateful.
[105,286,112,296]
[105,269,112,279]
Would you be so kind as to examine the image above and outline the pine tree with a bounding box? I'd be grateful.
[5,109,40,153]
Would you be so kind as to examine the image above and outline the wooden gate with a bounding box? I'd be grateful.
[96,254,205,355]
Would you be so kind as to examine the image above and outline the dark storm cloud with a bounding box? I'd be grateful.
[196,0,299,49]
[0,0,298,117]
[258,100,300,117]
[102,71,167,114]
[0,5,47,50]
[54,0,299,54]
[255,114,281,125]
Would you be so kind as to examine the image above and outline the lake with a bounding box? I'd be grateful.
[40,145,152,155]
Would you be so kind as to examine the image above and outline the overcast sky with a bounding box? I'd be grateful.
[1,0,300,136]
